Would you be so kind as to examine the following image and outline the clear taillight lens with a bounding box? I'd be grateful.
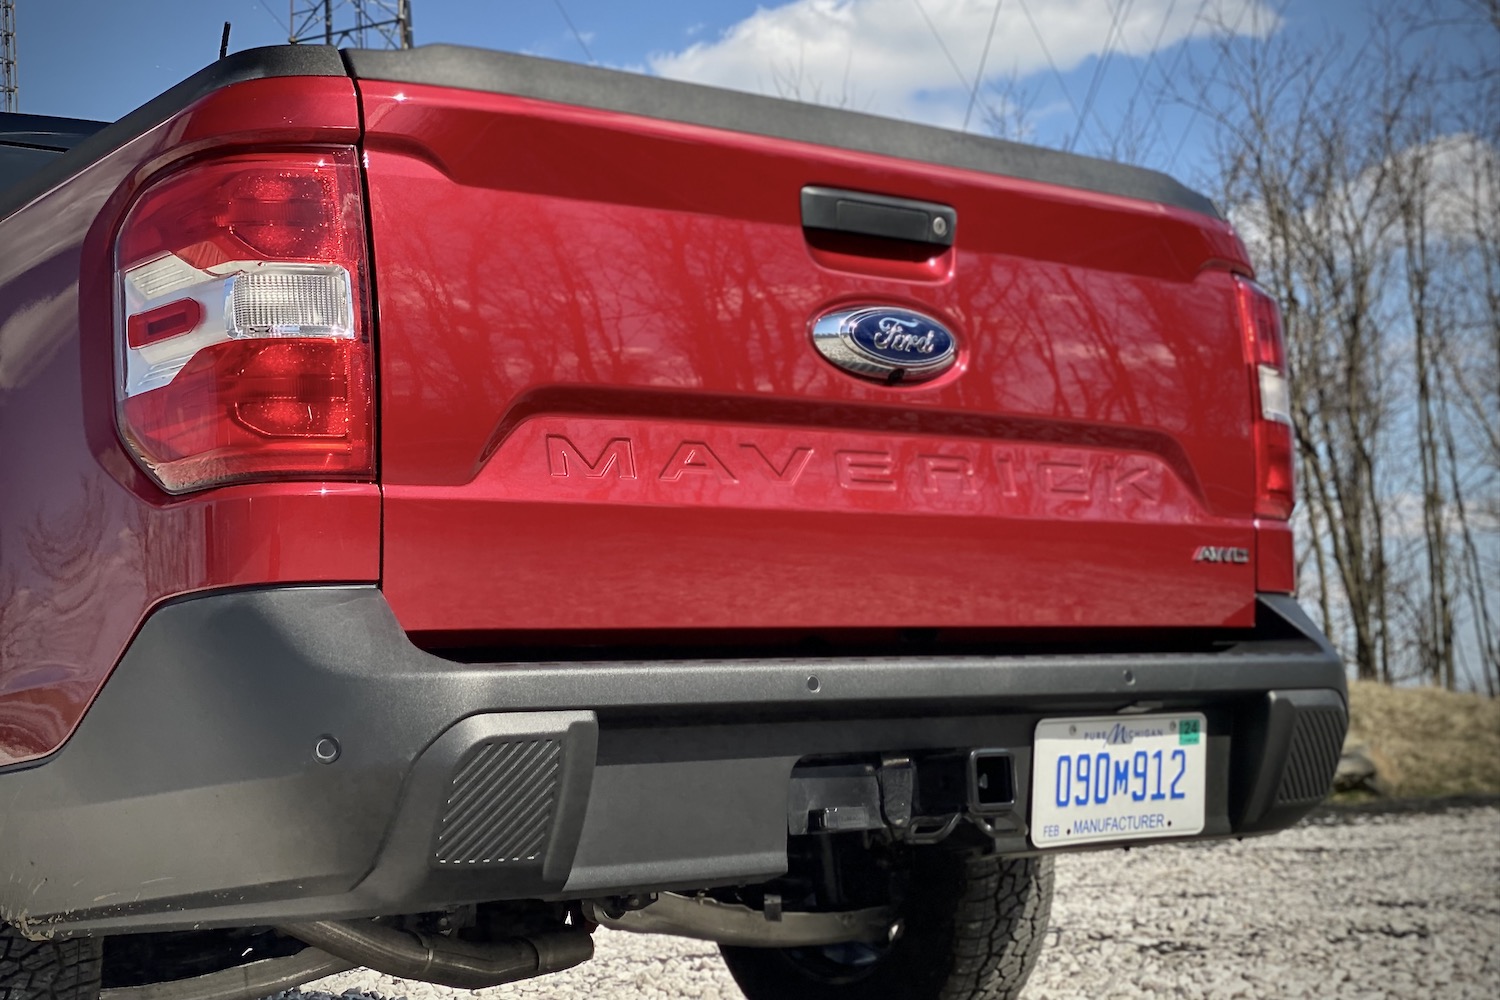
[114,149,373,494]
[1234,276,1295,520]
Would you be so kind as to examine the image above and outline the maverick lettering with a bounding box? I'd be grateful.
[542,433,1174,507]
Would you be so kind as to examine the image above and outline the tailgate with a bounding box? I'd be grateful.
[349,49,1260,638]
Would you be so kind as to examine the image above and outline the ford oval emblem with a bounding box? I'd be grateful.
[811,306,958,383]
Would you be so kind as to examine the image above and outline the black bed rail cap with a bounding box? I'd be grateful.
[0,45,346,221]
[344,43,1221,220]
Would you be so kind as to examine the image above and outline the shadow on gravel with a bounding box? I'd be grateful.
[1305,793,1500,825]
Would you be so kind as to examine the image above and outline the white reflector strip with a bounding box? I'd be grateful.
[125,253,211,300]
[120,256,356,398]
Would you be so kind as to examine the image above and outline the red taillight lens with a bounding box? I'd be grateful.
[114,149,373,494]
[1234,276,1295,520]
[225,173,336,259]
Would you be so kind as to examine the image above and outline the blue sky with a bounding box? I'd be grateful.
[9,1,1490,186]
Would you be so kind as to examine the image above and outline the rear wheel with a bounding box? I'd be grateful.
[720,850,1053,1000]
[1,924,101,1000]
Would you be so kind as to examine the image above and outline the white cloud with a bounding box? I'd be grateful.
[1394,134,1500,244]
[648,0,1279,128]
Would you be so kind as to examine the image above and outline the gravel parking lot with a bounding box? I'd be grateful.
[287,802,1499,1000]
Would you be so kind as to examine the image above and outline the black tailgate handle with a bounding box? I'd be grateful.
[800,186,956,247]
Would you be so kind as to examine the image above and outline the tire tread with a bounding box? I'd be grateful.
[1,926,102,1000]
[721,851,1054,1000]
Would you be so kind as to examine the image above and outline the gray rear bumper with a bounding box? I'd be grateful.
[0,587,1345,937]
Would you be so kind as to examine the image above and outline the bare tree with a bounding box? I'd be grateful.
[1147,2,1500,691]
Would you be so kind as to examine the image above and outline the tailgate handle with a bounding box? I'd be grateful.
[801,186,956,247]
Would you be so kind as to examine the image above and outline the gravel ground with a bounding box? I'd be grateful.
[283,803,1499,1000]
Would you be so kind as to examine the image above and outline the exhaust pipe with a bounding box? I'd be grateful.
[278,919,593,989]
[583,892,898,948]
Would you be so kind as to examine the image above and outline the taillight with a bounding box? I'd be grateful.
[1234,276,1295,520]
[114,149,373,494]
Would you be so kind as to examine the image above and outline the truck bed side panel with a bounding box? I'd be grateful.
[0,69,379,768]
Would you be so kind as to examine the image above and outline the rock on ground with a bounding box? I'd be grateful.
[280,804,1499,1000]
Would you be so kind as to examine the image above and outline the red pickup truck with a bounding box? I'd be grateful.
[0,44,1345,1000]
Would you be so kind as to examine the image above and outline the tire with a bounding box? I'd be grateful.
[0,924,101,1000]
[720,851,1053,1000]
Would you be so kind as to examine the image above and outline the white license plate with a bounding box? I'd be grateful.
[1030,713,1206,848]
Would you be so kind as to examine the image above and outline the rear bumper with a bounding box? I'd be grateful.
[0,587,1345,937]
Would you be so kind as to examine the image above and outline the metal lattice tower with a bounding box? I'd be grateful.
[288,0,413,49]
[2,0,17,113]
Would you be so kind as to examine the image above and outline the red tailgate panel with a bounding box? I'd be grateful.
[359,81,1259,635]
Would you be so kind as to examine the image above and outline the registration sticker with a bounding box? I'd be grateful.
[1030,713,1206,848]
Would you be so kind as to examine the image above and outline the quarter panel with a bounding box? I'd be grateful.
[0,77,377,767]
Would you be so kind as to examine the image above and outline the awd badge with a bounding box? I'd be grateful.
[811,306,958,384]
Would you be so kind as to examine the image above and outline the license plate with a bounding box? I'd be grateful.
[1030,713,1206,848]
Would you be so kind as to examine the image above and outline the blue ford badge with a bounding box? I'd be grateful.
[811,306,958,383]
